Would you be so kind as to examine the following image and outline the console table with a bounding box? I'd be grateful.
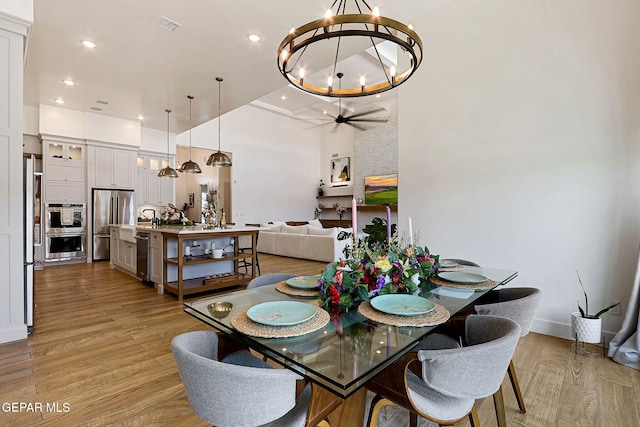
[161,226,259,301]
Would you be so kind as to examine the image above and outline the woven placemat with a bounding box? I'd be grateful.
[275,281,318,298]
[358,302,450,327]
[438,264,464,272]
[231,306,330,338]
[430,275,496,290]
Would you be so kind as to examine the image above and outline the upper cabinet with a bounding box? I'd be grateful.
[136,153,175,206]
[42,136,86,203]
[88,144,136,189]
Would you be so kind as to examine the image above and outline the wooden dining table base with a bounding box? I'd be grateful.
[302,383,367,427]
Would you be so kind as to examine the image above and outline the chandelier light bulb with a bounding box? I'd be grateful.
[325,9,332,19]
[409,24,414,31]
[281,50,288,60]
[372,6,380,17]
[360,75,366,86]
[390,66,396,77]
[327,76,333,88]
[290,27,295,34]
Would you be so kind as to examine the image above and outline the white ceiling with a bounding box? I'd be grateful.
[24,0,450,134]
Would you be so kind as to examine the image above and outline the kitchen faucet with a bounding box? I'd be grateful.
[142,209,158,226]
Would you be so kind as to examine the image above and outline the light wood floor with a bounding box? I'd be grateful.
[1,255,639,426]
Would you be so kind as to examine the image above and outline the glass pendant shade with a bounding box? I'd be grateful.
[178,159,202,173]
[158,108,179,178]
[208,76,232,168]
[179,95,202,174]
[206,151,232,167]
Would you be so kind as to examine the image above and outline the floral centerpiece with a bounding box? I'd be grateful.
[335,203,348,221]
[318,218,439,314]
[202,194,218,224]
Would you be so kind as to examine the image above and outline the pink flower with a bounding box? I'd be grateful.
[334,269,344,286]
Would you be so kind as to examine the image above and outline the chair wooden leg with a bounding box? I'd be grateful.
[468,405,480,427]
[507,359,526,413]
[366,395,397,427]
[492,385,507,427]
[409,412,418,427]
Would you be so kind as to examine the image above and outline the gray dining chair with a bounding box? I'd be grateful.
[367,315,521,427]
[172,330,329,427]
[474,287,541,418]
[247,272,297,288]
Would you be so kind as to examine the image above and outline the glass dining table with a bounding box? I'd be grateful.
[184,266,517,426]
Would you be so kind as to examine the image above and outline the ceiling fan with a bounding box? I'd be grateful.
[321,73,388,131]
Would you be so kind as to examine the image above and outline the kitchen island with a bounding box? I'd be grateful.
[110,225,260,300]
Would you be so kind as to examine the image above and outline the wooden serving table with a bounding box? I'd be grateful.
[161,226,259,301]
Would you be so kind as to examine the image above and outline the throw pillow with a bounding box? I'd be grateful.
[308,219,323,228]
[281,224,310,234]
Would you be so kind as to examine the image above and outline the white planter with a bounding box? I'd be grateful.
[571,312,602,344]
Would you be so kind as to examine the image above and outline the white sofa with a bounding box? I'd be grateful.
[257,222,352,263]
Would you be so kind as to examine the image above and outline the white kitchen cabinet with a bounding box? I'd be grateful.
[42,137,86,203]
[110,227,120,266]
[136,153,175,206]
[92,146,136,189]
[149,231,163,286]
[109,226,136,274]
[45,181,85,203]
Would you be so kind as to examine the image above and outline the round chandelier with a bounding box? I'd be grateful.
[277,0,423,98]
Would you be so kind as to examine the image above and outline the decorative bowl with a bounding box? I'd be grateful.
[207,302,233,319]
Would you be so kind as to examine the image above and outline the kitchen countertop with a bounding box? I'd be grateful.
[110,224,260,235]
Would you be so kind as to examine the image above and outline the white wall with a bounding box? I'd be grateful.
[399,0,640,339]
[187,104,322,225]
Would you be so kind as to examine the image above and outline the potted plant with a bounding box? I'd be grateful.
[571,271,621,343]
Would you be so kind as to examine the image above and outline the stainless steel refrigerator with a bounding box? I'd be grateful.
[24,155,36,333]
[92,189,135,261]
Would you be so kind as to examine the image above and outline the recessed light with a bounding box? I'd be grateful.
[82,40,96,48]
[63,79,74,86]
[376,94,381,98]
[323,110,327,115]
[248,34,261,42]
[55,98,64,104]
[137,115,145,121]
[281,95,286,100]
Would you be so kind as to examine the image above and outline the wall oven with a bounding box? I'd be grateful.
[45,203,86,233]
[45,233,86,262]
[45,203,87,262]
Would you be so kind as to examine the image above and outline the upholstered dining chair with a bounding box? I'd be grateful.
[474,287,541,417]
[172,331,330,427]
[247,273,297,288]
[367,315,521,427]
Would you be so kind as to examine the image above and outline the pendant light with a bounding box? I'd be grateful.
[178,95,202,173]
[158,109,179,178]
[206,77,232,167]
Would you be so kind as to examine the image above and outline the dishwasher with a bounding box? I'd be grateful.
[135,231,151,283]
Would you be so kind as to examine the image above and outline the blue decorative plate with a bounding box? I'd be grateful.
[247,301,317,326]
[286,275,321,290]
[370,295,436,316]
[437,272,487,284]
[439,259,458,268]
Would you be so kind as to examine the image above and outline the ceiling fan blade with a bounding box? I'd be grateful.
[347,118,389,123]
[346,107,386,120]
[348,122,368,131]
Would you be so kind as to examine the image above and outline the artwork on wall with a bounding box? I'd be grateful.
[365,173,398,205]
[188,192,195,208]
[331,157,351,185]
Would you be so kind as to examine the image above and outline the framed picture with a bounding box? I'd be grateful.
[188,192,195,208]
[330,157,351,184]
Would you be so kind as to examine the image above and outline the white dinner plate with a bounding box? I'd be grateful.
[439,259,458,268]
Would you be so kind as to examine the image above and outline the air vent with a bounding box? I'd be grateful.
[158,17,181,32]
[96,100,108,105]
[91,107,103,111]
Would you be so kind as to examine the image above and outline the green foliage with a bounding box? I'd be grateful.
[576,271,621,319]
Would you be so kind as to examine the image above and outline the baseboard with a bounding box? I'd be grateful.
[0,324,28,344]
[531,318,616,344]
